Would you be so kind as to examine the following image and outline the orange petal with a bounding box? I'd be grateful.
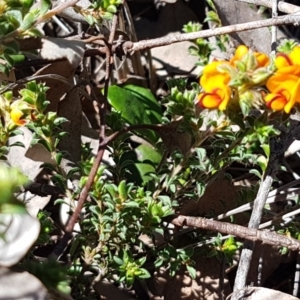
[286,78,300,113]
[197,86,231,110]
[255,52,269,67]
[276,65,300,76]
[265,93,287,111]
[198,93,221,109]
[266,73,299,92]
[265,78,300,113]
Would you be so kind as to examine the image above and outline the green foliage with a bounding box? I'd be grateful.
[204,0,229,52]
[0,164,27,213]
[155,245,196,278]
[78,0,122,24]
[22,259,71,294]
[0,0,50,73]
[36,211,54,244]
[208,235,242,264]
[107,84,162,144]
[182,0,229,63]
[114,251,150,286]
[0,1,296,299]
[183,22,214,66]
[277,39,299,54]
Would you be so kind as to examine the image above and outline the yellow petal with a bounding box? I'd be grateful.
[265,78,300,113]
[10,108,27,126]
[218,86,231,110]
[232,45,248,61]
[275,53,292,69]
[289,46,300,66]
[201,73,230,91]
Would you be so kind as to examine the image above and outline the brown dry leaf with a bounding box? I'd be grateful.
[25,142,55,164]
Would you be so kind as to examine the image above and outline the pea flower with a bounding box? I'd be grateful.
[265,75,300,113]
[265,45,300,113]
[10,107,27,126]
[231,45,270,69]
[197,61,231,110]
[9,100,32,126]
[273,46,300,76]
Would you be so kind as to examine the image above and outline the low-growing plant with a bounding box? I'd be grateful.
[1,0,300,299]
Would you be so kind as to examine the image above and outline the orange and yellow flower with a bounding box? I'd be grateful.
[273,46,300,76]
[197,61,232,110]
[10,107,27,126]
[265,75,300,113]
[9,100,31,126]
[265,46,300,113]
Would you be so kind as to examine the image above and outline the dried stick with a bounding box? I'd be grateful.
[170,215,300,251]
[232,172,274,297]
[124,13,300,53]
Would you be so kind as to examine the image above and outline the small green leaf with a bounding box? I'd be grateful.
[113,256,124,265]
[54,117,68,126]
[21,11,38,30]
[138,268,151,279]
[40,0,51,14]
[106,5,117,13]
[135,145,162,165]
[186,265,196,279]
[118,180,127,201]
[55,152,63,165]
[124,201,139,208]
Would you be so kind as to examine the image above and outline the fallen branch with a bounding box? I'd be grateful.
[124,13,300,53]
[170,215,300,251]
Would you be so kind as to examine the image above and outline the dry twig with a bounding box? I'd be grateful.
[170,215,300,251]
